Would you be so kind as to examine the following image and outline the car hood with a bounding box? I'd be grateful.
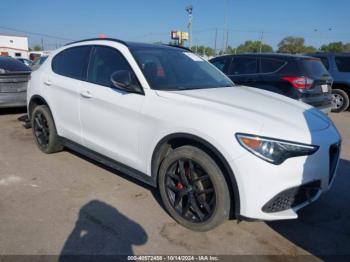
[155,86,331,133]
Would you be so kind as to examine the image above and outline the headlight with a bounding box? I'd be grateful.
[236,133,319,165]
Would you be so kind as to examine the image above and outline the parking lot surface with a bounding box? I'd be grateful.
[0,108,349,258]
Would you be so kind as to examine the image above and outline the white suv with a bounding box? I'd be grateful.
[27,39,341,231]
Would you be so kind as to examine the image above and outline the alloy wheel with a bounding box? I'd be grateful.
[33,112,50,148]
[165,158,216,223]
[332,93,344,110]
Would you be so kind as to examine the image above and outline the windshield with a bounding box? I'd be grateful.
[131,47,234,90]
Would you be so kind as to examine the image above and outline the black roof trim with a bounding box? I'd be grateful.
[65,38,128,47]
[164,44,192,52]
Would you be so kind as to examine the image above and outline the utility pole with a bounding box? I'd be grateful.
[214,28,218,56]
[41,37,44,51]
[259,31,264,53]
[186,5,193,49]
[225,30,229,53]
[223,0,229,53]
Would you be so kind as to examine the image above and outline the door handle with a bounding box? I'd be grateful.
[43,79,52,86]
[80,90,93,99]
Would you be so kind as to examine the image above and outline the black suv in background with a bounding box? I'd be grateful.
[210,54,333,114]
[306,53,350,112]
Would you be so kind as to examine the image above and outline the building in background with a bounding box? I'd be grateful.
[0,33,29,59]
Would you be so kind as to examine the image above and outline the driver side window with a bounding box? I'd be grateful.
[88,46,135,87]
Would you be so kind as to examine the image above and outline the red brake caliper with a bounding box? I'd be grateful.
[176,182,184,189]
[176,162,189,189]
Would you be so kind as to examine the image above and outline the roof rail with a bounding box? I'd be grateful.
[65,38,128,47]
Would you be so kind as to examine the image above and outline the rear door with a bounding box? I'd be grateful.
[47,45,92,143]
[227,56,260,87]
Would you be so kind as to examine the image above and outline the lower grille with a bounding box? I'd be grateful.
[262,180,321,213]
[329,142,341,184]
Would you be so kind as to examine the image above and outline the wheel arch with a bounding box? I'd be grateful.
[332,82,350,96]
[28,95,50,119]
[151,132,241,217]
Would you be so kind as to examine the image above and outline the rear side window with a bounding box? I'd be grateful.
[229,57,258,75]
[52,46,91,80]
[210,57,230,73]
[300,59,329,78]
[335,57,350,72]
[87,46,133,87]
[261,58,285,73]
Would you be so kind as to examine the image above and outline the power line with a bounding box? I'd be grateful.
[0,26,75,41]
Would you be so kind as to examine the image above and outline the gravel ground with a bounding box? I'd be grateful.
[0,108,349,259]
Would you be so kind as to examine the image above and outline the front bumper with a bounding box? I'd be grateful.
[231,125,341,221]
[0,92,27,108]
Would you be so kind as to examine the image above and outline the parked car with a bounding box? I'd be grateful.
[28,39,341,231]
[210,53,333,114]
[306,52,350,112]
[29,51,51,62]
[31,56,48,71]
[16,57,34,67]
[0,56,31,108]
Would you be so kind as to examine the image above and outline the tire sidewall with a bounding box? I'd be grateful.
[31,105,61,153]
[158,146,231,231]
[331,89,350,113]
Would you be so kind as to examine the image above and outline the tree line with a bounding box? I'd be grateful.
[31,36,350,55]
[189,36,350,57]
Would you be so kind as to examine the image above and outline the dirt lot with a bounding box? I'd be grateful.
[0,108,349,258]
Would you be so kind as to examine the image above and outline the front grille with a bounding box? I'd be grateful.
[262,180,321,213]
[329,142,341,184]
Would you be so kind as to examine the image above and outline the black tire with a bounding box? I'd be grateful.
[331,89,349,113]
[31,105,63,154]
[158,146,231,231]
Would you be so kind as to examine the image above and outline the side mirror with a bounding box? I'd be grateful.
[110,70,142,94]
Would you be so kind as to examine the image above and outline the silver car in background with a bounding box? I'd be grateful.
[0,56,31,108]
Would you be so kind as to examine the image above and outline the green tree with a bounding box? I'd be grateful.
[32,45,42,51]
[236,40,273,53]
[192,45,214,57]
[204,46,214,56]
[168,40,178,46]
[344,43,350,52]
[320,42,344,52]
[303,45,318,53]
[277,36,306,54]
[226,45,236,54]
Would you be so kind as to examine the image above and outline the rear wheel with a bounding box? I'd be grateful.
[31,105,63,154]
[331,89,349,113]
[158,146,231,231]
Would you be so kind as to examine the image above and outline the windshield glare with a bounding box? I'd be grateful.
[131,47,234,90]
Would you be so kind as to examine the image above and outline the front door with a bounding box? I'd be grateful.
[79,45,145,169]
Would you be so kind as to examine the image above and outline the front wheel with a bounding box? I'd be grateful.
[158,146,231,231]
[331,89,349,113]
